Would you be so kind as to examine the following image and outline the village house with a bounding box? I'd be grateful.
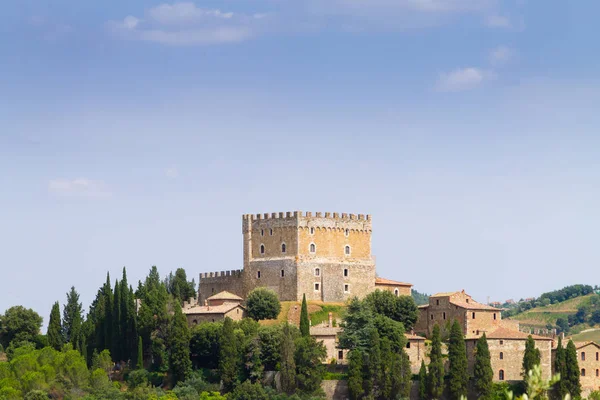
[182,291,246,325]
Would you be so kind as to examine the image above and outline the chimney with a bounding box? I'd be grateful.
[328,312,333,327]
[204,299,209,311]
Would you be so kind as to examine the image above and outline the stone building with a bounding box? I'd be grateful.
[375,277,413,297]
[465,327,553,383]
[563,341,600,395]
[405,333,427,374]
[198,211,411,304]
[182,291,246,325]
[414,290,505,338]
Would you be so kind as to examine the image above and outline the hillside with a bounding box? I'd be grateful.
[260,301,346,327]
[509,294,594,327]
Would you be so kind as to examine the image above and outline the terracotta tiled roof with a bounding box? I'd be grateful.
[450,300,499,311]
[183,303,245,315]
[405,333,426,341]
[467,326,553,341]
[206,291,243,302]
[574,341,600,350]
[431,291,460,297]
[375,277,413,286]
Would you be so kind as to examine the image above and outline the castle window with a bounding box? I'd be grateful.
[406,342,411,349]
[344,269,348,277]
[500,352,504,360]
[466,299,470,303]
[430,314,434,320]
[237,308,240,314]
[500,340,504,345]
[581,368,586,377]
[212,288,215,293]
[270,228,273,236]
[257,271,261,279]
[314,283,320,291]
[596,352,598,361]
[443,312,446,320]
[310,227,315,235]
[499,370,505,381]
[472,312,476,319]
[345,245,351,256]
[281,269,285,277]
[582,352,586,361]
[345,229,349,237]
[281,243,286,253]
[338,350,344,360]
[494,313,497,320]
[344,284,349,293]
[315,268,320,277]
[436,300,440,306]
[310,243,316,253]
[394,289,399,296]
[261,229,264,236]
[260,244,265,255]
[596,369,599,377]
[193,319,198,325]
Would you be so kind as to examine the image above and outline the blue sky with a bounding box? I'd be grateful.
[1,0,600,325]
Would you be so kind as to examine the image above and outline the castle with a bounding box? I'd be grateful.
[198,211,411,304]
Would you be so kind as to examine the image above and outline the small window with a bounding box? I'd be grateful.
[237,309,239,314]
[344,284,349,293]
[314,283,320,291]
[436,300,440,306]
[212,287,215,293]
[430,314,434,320]
[472,312,476,319]
[269,228,273,236]
[466,299,470,303]
[596,369,599,377]
[310,243,316,253]
[345,245,351,255]
[315,268,320,277]
[443,312,446,320]
[582,352,586,361]
[281,243,286,253]
[406,342,411,349]
[394,289,399,297]
[597,352,599,361]
[257,271,261,278]
[260,244,265,254]
[345,229,349,237]
[494,313,497,320]
[581,368,586,377]
[499,370,505,381]
[281,270,285,277]
[261,229,264,236]
[193,319,198,325]
[499,340,504,345]
[338,350,344,360]
[212,318,215,322]
[344,269,348,277]
[310,227,315,235]
[500,352,504,360]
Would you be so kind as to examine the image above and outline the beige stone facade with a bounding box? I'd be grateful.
[405,334,427,374]
[198,211,410,304]
[375,277,412,297]
[565,341,600,395]
[182,290,246,326]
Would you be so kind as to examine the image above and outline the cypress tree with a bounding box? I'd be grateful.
[565,340,581,399]
[103,273,113,352]
[348,349,364,400]
[120,267,131,361]
[112,279,121,361]
[219,317,239,392]
[137,336,143,369]
[366,328,381,397]
[418,360,428,400]
[300,293,310,337]
[554,336,567,400]
[473,333,493,400]
[280,323,297,394]
[47,301,63,351]
[428,324,445,400]
[168,303,192,384]
[448,320,468,400]
[522,335,541,380]
[63,286,83,351]
[379,337,393,399]
[393,348,412,399]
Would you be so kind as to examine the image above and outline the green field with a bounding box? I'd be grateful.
[571,329,600,342]
[510,294,594,327]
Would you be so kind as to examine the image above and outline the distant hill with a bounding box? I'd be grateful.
[412,289,429,306]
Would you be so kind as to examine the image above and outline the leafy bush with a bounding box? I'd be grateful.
[246,288,281,321]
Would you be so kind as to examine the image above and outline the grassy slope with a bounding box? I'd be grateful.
[260,301,346,327]
[509,294,594,327]
[571,329,600,342]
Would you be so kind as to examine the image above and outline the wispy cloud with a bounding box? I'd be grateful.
[165,166,179,179]
[489,46,514,66]
[108,2,269,46]
[436,67,494,92]
[329,0,493,13]
[48,179,112,198]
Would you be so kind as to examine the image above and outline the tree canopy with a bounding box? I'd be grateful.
[246,288,281,321]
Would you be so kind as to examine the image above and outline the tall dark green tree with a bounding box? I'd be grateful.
[473,334,493,400]
[47,301,63,351]
[219,317,239,392]
[137,336,143,369]
[112,279,121,361]
[564,340,581,399]
[294,335,326,394]
[63,286,83,352]
[165,268,196,304]
[522,335,541,380]
[418,361,428,400]
[348,349,364,400]
[366,328,382,397]
[300,293,310,337]
[553,336,567,400]
[447,320,468,400]
[428,324,445,400]
[280,323,297,394]
[103,273,113,352]
[168,302,192,384]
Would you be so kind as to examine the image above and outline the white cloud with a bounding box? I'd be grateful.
[436,67,494,92]
[165,167,179,179]
[486,15,511,28]
[109,2,268,46]
[48,179,112,198]
[489,46,514,66]
[330,0,492,13]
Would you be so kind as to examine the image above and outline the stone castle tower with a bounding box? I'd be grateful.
[198,211,376,304]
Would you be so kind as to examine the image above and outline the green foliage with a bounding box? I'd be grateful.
[244,336,264,383]
[294,336,326,395]
[553,336,567,400]
[364,289,419,330]
[257,325,283,371]
[427,324,445,400]
[522,335,541,382]
[229,380,269,400]
[447,320,468,400]
[63,286,83,353]
[246,288,281,321]
[412,289,430,306]
[347,350,364,400]
[127,368,149,389]
[165,268,197,304]
[339,297,375,351]
[168,303,192,384]
[565,339,581,399]
[300,294,310,337]
[474,333,493,400]
[418,360,427,400]
[137,337,144,369]
[47,302,63,351]
[191,322,222,369]
[23,390,48,400]
[219,317,239,392]
[280,323,297,394]
[0,306,43,349]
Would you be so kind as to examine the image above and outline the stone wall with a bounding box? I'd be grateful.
[296,261,376,302]
[570,342,600,396]
[198,270,244,304]
[244,258,298,301]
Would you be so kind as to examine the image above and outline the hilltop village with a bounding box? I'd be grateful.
[184,211,599,396]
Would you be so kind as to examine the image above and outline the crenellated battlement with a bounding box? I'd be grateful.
[199,269,243,280]
[242,211,371,221]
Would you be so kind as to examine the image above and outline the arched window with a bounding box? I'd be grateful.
[260,244,265,255]
[394,289,399,297]
[310,243,316,253]
[315,268,320,277]
[345,245,351,255]
[443,312,446,320]
[269,228,273,236]
[500,352,504,360]
[310,227,315,235]
[261,229,264,236]
[345,229,349,237]
[499,370,505,381]
[581,368,586,377]
[281,243,286,253]
[193,319,198,325]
